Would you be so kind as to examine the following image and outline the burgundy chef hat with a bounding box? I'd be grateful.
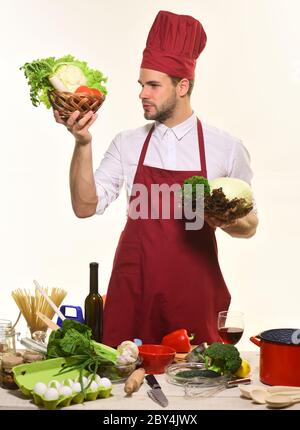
[141,10,207,80]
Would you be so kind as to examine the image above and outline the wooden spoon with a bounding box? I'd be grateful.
[36,311,59,331]
[238,385,264,399]
[249,386,300,404]
[265,393,300,408]
[267,386,300,394]
[251,388,269,404]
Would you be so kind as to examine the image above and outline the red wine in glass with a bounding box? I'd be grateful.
[218,327,244,345]
[217,311,244,345]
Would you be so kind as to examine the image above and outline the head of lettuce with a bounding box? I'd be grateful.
[182,176,254,223]
[20,55,107,108]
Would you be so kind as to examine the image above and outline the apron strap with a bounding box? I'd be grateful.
[136,117,207,177]
[137,124,155,169]
[197,118,207,178]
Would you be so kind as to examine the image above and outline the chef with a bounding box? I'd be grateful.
[54,11,258,346]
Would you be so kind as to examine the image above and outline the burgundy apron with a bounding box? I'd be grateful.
[103,119,230,346]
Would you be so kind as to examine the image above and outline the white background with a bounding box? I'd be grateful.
[1,0,300,351]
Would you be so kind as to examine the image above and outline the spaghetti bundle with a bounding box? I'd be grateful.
[12,285,67,334]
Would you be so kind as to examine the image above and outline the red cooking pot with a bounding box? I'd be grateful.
[250,328,300,386]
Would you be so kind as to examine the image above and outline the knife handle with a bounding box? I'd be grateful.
[227,378,251,388]
[145,374,161,389]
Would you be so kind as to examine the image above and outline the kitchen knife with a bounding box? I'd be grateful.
[146,374,169,407]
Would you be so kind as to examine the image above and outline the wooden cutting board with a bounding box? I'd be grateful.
[174,345,197,363]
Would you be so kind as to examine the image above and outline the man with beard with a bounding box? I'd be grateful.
[54,11,258,346]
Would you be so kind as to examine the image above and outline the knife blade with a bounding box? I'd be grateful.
[146,374,169,407]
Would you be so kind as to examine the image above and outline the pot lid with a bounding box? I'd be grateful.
[259,328,300,345]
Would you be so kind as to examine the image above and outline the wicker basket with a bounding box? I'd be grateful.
[48,90,105,120]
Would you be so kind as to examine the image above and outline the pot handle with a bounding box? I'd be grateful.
[250,336,261,347]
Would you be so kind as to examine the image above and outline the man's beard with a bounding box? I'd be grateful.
[143,92,177,123]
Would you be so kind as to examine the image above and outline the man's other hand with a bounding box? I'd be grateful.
[205,212,258,238]
[54,110,98,145]
[205,215,238,230]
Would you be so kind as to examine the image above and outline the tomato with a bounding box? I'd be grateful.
[75,86,103,96]
[89,88,103,96]
[75,85,91,94]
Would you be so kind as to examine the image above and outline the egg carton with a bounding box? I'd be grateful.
[12,357,112,410]
[32,380,112,410]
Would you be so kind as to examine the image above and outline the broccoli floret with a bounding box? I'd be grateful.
[204,342,242,375]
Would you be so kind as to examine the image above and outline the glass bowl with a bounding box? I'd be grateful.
[97,358,141,383]
[165,362,229,387]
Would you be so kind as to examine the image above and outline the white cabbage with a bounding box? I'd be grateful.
[208,177,253,205]
[48,76,68,92]
[52,65,87,92]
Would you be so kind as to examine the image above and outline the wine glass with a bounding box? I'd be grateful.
[217,311,244,345]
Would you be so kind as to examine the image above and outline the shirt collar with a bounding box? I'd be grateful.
[154,112,196,141]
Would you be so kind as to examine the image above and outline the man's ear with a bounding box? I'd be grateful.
[177,78,190,96]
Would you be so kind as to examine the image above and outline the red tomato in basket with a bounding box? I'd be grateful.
[89,88,103,96]
[75,85,91,94]
[75,86,102,96]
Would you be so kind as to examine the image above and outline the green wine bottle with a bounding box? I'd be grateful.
[84,262,103,342]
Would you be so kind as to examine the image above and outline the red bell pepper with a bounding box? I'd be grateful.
[161,329,194,353]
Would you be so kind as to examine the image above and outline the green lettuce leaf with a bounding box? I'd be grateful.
[20,54,107,109]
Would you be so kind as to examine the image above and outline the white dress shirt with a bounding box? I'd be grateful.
[94,113,254,214]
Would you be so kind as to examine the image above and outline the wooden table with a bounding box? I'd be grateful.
[0,351,299,411]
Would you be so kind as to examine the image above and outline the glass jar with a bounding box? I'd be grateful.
[0,320,15,357]
[0,353,24,389]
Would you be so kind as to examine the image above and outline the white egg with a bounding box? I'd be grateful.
[71,382,82,393]
[88,381,98,392]
[33,382,47,395]
[80,376,89,388]
[58,385,73,396]
[47,380,61,390]
[94,374,102,385]
[88,374,102,385]
[43,387,59,401]
[75,375,90,388]
[100,377,112,388]
[64,378,74,387]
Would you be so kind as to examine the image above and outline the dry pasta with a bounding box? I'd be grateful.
[12,285,66,334]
